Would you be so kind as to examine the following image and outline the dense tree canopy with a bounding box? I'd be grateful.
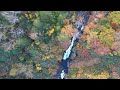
[0,11,120,79]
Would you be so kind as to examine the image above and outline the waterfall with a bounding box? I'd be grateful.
[55,11,91,79]
[63,37,76,60]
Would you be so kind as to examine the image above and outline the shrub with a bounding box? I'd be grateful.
[32,11,68,44]
[68,68,79,79]
[108,11,120,25]
[15,36,32,48]
[0,49,10,62]
[98,26,115,47]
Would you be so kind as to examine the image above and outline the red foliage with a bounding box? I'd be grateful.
[111,66,117,72]
[70,58,101,68]
[0,72,8,76]
[112,72,120,78]
[78,48,93,61]
[90,38,111,56]
[110,46,118,51]
[60,40,71,51]
[88,22,95,30]
[111,22,118,30]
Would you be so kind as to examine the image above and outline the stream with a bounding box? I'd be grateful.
[54,11,91,79]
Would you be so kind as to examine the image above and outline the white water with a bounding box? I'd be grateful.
[60,70,66,79]
[63,36,76,60]
[60,30,83,79]
[59,13,90,79]
[61,36,77,78]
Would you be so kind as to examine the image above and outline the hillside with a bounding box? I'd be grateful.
[0,11,120,79]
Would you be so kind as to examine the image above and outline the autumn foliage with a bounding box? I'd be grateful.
[0,11,120,79]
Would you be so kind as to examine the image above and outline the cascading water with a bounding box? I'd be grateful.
[54,11,91,79]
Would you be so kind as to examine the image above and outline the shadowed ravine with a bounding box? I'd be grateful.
[54,11,91,79]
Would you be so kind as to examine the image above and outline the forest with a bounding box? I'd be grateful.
[0,11,120,79]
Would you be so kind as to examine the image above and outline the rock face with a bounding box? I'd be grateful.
[0,11,21,24]
[0,32,6,42]
[10,28,24,38]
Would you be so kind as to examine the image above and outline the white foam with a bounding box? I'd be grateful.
[63,37,76,60]
[60,16,86,79]
[60,70,66,79]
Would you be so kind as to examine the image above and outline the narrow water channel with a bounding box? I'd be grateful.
[54,11,91,79]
